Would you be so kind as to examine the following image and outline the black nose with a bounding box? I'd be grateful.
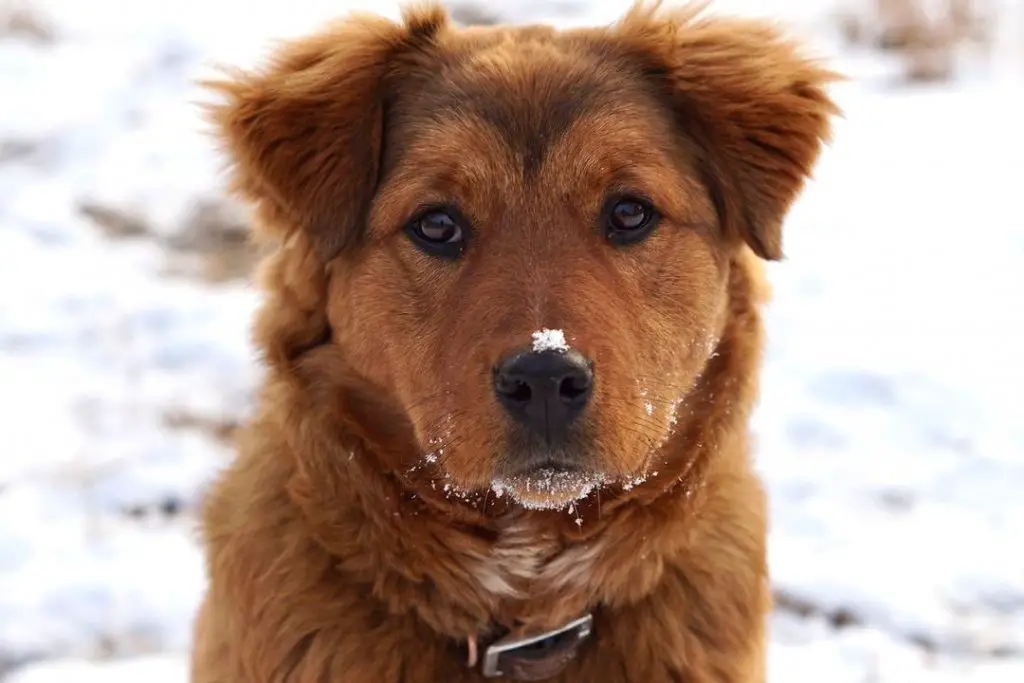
[492,349,594,442]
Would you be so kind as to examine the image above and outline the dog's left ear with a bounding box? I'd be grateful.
[614,5,842,260]
[202,6,448,261]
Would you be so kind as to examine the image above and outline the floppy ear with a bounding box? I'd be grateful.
[614,4,841,260]
[202,5,448,260]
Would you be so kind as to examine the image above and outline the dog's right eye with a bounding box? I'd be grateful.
[405,209,466,259]
[603,196,659,246]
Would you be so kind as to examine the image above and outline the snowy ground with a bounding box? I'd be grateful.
[1,0,1022,680]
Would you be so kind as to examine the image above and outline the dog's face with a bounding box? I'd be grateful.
[209,5,837,510]
[332,51,727,508]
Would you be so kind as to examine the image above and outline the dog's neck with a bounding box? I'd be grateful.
[272,250,768,639]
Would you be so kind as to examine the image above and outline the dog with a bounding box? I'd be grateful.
[191,3,839,681]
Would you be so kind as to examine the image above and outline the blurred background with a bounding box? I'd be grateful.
[1,0,1022,681]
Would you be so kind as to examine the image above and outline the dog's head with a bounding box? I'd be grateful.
[208,3,838,511]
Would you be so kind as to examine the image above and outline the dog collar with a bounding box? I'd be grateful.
[469,613,593,680]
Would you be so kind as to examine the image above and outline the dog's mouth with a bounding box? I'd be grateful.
[492,461,606,511]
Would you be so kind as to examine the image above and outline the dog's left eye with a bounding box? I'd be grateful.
[604,197,658,246]
[406,209,466,259]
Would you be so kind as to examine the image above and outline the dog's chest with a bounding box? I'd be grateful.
[470,522,602,598]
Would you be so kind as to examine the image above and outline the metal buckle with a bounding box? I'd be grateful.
[481,614,593,678]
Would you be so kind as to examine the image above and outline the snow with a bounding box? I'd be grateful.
[491,467,605,511]
[5,655,187,683]
[1,0,1022,680]
[755,79,1024,660]
[531,328,570,353]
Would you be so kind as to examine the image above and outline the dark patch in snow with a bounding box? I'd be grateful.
[810,370,899,407]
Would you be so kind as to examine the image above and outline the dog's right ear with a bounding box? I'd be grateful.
[203,5,448,261]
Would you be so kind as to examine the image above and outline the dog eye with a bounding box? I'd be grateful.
[605,197,658,246]
[406,209,466,259]
[416,211,461,243]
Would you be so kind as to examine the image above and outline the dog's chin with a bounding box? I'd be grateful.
[493,466,606,511]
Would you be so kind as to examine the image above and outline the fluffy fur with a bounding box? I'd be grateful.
[191,3,840,681]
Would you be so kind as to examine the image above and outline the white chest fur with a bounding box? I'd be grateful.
[469,521,603,598]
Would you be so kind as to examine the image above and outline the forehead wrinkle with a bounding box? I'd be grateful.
[388,108,516,177]
[422,44,628,176]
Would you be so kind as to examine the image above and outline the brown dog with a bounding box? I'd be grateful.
[191,3,839,681]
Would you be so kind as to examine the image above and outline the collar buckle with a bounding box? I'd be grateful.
[480,614,593,680]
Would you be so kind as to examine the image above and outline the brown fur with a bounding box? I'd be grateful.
[191,3,840,681]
